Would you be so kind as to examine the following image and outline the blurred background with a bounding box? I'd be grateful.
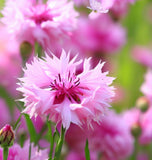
[0,0,152,159]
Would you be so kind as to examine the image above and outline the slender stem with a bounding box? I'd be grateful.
[47,120,54,160]
[85,139,90,160]
[53,126,66,160]
[34,42,43,58]
[131,138,138,160]
[28,142,31,160]
[13,114,22,130]
[3,147,8,160]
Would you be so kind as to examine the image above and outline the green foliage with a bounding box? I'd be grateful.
[53,126,66,160]
[24,114,37,144]
[0,0,4,17]
[112,0,151,112]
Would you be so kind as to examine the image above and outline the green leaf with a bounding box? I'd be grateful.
[0,86,15,114]
[24,114,37,144]
[85,139,90,160]
[34,42,43,58]
[13,114,22,130]
[47,120,54,160]
[53,126,66,160]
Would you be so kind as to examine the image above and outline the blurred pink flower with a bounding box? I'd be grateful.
[139,107,152,144]
[66,151,97,160]
[123,107,152,144]
[89,111,134,159]
[141,70,152,104]
[137,153,149,160]
[73,0,89,6]
[0,140,48,160]
[1,0,78,51]
[0,24,21,97]
[17,50,115,129]
[65,124,86,152]
[71,14,126,55]
[66,110,133,159]
[122,108,140,129]
[66,151,86,160]
[132,46,152,68]
[88,0,115,13]
[112,85,126,103]
[31,116,45,133]
[110,0,136,18]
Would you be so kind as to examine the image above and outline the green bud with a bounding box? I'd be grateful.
[20,41,33,61]
[136,96,149,113]
[131,123,142,138]
[0,124,15,148]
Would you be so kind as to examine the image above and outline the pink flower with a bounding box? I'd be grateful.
[110,0,136,18]
[0,24,21,97]
[73,0,89,6]
[1,0,78,51]
[71,14,126,56]
[65,124,86,152]
[66,110,133,159]
[132,46,152,68]
[88,0,115,13]
[66,151,97,160]
[123,107,152,144]
[122,108,141,129]
[0,124,15,147]
[88,111,134,159]
[141,70,152,104]
[17,50,115,129]
[0,140,48,160]
[139,107,152,144]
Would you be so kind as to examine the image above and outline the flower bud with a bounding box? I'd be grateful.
[20,41,32,61]
[136,96,149,113]
[131,123,142,138]
[0,124,15,147]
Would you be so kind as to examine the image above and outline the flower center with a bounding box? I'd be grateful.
[28,5,52,25]
[50,73,83,104]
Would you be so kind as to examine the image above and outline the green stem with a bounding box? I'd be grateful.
[34,42,43,58]
[131,138,138,160]
[3,147,8,160]
[53,126,66,160]
[13,114,22,131]
[28,142,31,160]
[47,120,54,160]
[85,139,90,160]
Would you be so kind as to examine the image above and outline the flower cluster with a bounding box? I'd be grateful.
[66,110,134,160]
[0,0,152,160]
[1,0,78,52]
